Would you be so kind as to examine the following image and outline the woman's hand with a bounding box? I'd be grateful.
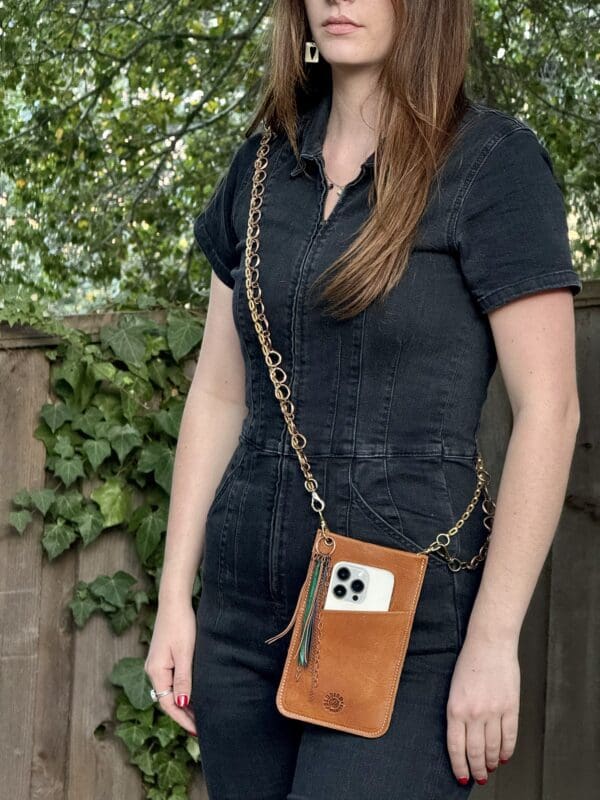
[446,633,520,785]
[144,599,198,737]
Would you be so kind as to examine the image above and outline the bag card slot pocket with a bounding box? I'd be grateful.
[276,607,415,738]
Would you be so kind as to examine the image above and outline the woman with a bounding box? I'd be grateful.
[145,1,582,797]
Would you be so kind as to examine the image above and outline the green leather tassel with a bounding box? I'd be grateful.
[297,555,328,667]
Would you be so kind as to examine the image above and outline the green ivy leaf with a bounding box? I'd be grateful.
[153,404,183,439]
[166,364,190,392]
[9,509,33,534]
[54,490,84,520]
[115,720,154,751]
[40,401,73,432]
[147,789,168,800]
[127,360,150,383]
[101,324,147,366]
[71,406,104,436]
[133,590,150,611]
[53,455,85,487]
[89,570,137,609]
[54,434,75,458]
[42,519,78,559]
[34,420,55,451]
[135,508,167,564]
[110,656,154,710]
[91,361,118,383]
[12,489,32,508]
[166,309,203,361]
[119,392,134,421]
[130,746,155,778]
[95,420,115,440]
[69,584,99,627]
[52,357,85,400]
[29,488,57,515]
[92,391,123,422]
[115,694,155,726]
[147,357,169,389]
[154,452,174,495]
[137,442,174,494]
[82,438,111,470]
[108,423,143,463]
[90,477,133,527]
[154,714,181,747]
[185,735,200,761]
[155,752,189,791]
[110,603,139,635]
[75,507,104,546]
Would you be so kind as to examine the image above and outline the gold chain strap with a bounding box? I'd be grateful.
[243,126,495,572]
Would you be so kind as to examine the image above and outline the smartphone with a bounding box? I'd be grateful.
[323,560,395,611]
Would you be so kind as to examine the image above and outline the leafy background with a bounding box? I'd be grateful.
[0,0,597,317]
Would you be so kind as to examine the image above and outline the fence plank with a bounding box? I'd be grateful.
[66,527,147,800]
[0,349,56,798]
[542,306,600,798]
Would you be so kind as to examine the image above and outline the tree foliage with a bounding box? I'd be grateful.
[0,0,597,310]
[0,0,271,310]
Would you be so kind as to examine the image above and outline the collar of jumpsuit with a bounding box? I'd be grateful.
[289,88,376,178]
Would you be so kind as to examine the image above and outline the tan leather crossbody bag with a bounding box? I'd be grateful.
[242,126,496,738]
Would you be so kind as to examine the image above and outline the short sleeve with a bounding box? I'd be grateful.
[193,143,248,289]
[453,126,583,314]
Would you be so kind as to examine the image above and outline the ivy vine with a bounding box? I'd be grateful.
[3,287,207,800]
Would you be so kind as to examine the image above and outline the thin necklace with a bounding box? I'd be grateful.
[322,165,346,197]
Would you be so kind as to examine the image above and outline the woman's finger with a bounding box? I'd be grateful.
[466,717,488,784]
[158,691,198,736]
[172,644,194,711]
[500,707,519,762]
[484,715,502,771]
[146,662,198,736]
[446,711,470,784]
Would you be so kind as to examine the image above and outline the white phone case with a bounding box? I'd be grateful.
[323,560,395,611]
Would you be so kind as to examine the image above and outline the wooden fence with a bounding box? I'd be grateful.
[0,284,598,799]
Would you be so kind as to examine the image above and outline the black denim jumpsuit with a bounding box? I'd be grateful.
[190,88,582,800]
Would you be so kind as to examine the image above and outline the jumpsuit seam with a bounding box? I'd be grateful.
[348,314,367,518]
[327,331,343,453]
[447,123,530,251]
[239,431,478,459]
[383,348,405,532]
[233,450,254,592]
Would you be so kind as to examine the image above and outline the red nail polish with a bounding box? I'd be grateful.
[476,778,488,785]
[457,777,469,785]
[487,765,497,772]
[176,694,189,707]
[190,731,197,737]
[500,758,509,764]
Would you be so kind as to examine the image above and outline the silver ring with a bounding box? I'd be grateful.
[150,687,173,702]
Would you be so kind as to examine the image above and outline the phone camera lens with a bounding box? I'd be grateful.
[350,579,364,593]
[333,584,346,597]
[337,566,351,581]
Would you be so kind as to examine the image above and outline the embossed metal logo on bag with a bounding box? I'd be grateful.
[323,691,344,712]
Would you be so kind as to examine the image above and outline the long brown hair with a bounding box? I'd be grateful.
[246,0,474,320]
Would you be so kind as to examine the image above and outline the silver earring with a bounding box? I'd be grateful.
[304,41,320,63]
